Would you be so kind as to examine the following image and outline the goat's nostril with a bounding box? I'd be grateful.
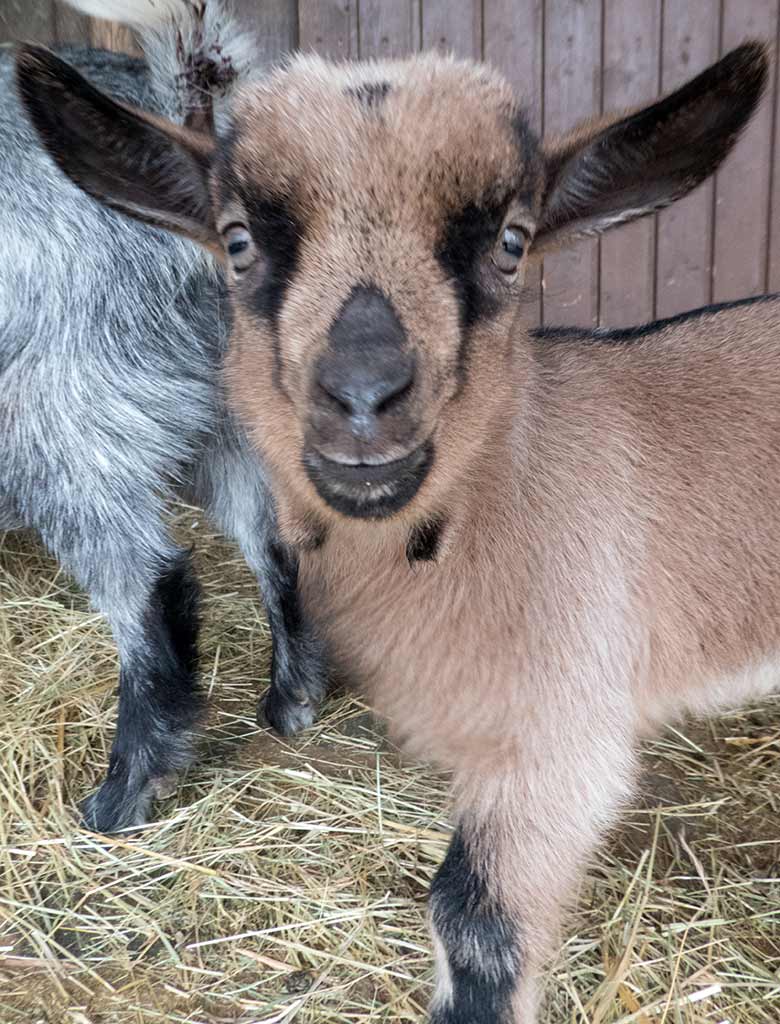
[375,374,413,416]
[315,358,415,421]
[317,381,354,417]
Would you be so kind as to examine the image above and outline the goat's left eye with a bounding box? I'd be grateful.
[493,227,527,275]
[223,223,256,273]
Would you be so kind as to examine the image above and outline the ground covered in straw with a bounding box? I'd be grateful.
[1,514,779,1024]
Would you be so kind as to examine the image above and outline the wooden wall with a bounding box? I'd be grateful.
[1,0,778,328]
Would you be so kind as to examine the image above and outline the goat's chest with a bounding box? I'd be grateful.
[298,529,527,765]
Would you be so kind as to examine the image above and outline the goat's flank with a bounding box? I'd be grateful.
[16,34,775,1023]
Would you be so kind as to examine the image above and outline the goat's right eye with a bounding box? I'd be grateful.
[223,223,256,273]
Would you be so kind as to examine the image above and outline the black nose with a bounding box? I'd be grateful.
[315,286,414,436]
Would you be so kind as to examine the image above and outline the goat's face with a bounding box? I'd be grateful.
[219,57,543,519]
[17,42,768,526]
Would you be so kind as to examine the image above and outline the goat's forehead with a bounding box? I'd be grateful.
[220,53,542,222]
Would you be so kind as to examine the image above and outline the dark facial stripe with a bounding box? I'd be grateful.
[436,203,504,387]
[429,826,522,1024]
[434,114,541,366]
[245,194,301,329]
[437,203,503,331]
[232,190,302,389]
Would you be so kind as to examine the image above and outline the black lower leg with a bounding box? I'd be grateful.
[429,826,522,1024]
[259,538,327,736]
[82,551,203,831]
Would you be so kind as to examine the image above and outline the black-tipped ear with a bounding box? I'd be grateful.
[15,43,219,250]
[534,41,769,253]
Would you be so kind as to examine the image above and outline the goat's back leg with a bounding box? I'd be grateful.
[192,431,328,736]
[40,520,203,832]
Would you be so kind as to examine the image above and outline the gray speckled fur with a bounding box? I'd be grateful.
[0,43,324,831]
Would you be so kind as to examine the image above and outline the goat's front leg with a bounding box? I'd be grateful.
[258,534,327,735]
[429,730,636,1022]
[193,433,328,736]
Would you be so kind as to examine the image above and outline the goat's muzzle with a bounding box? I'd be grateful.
[304,284,432,516]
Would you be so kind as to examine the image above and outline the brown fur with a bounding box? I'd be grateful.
[222,52,778,1016]
[17,39,774,1021]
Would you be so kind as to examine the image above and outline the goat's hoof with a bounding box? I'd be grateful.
[262,686,318,737]
[80,777,153,834]
[149,772,180,801]
[262,629,328,736]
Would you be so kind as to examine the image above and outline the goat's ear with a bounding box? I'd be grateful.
[534,41,769,254]
[15,44,219,252]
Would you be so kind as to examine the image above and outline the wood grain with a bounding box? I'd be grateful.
[655,0,721,318]
[599,0,661,327]
[712,0,777,302]
[541,0,602,327]
[298,0,358,59]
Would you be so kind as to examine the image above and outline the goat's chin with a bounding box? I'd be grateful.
[302,440,434,520]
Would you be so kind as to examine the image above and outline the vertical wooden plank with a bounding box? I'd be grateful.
[357,0,420,59]
[542,0,602,327]
[85,18,138,53]
[764,8,780,292]
[299,0,358,59]
[234,0,298,65]
[599,0,661,327]
[0,0,55,43]
[712,0,777,302]
[421,0,481,58]
[484,0,543,126]
[655,0,720,318]
[52,5,93,46]
[484,0,544,326]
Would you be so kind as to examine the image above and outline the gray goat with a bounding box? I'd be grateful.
[0,0,325,833]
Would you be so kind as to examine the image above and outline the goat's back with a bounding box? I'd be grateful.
[532,294,780,725]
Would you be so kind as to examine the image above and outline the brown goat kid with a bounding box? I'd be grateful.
[17,35,777,1022]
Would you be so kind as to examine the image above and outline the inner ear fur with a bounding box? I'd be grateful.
[534,40,769,253]
[15,43,220,252]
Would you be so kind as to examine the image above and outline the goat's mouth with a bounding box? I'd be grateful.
[302,441,434,519]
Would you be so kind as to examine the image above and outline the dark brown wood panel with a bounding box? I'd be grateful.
[541,0,602,327]
[421,0,481,58]
[299,0,357,58]
[655,0,721,318]
[599,0,661,327]
[358,0,419,58]
[712,0,778,302]
[484,0,543,326]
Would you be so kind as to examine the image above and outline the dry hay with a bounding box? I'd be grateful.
[1,511,779,1024]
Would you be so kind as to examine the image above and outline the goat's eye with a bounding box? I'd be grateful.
[223,223,256,272]
[493,226,527,276]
